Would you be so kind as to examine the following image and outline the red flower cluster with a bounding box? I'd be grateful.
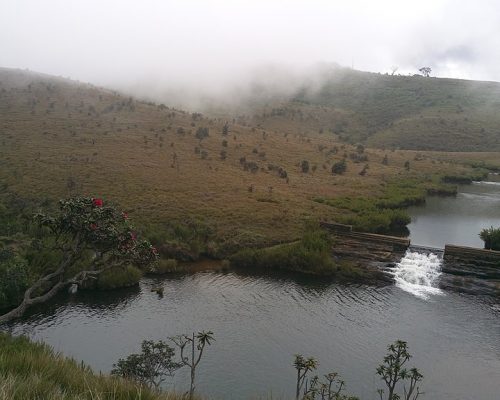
[130,232,137,241]
[92,198,103,207]
[89,223,98,231]
[151,246,158,255]
[122,212,128,220]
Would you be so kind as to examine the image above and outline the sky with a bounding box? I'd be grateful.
[1,0,500,101]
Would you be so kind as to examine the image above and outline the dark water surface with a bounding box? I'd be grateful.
[5,272,500,400]
[408,178,500,248]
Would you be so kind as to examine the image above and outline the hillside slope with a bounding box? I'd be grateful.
[0,68,487,250]
[240,68,500,151]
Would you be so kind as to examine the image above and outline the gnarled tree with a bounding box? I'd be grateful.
[0,197,158,323]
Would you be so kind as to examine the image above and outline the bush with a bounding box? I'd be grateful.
[230,228,336,275]
[479,226,500,250]
[0,254,30,309]
[151,258,179,274]
[96,265,143,290]
[331,159,347,174]
[300,160,310,173]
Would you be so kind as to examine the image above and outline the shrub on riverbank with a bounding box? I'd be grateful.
[96,265,143,289]
[479,226,500,251]
[230,228,337,274]
[151,258,180,274]
[0,333,184,400]
[315,196,411,234]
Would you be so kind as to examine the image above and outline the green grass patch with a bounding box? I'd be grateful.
[230,228,337,275]
[0,332,185,400]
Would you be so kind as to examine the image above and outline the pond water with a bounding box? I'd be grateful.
[3,179,500,399]
[4,272,500,400]
[407,178,500,248]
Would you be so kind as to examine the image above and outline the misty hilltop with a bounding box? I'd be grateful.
[212,67,500,152]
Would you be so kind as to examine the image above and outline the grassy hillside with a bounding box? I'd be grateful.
[0,332,182,400]
[0,68,492,254]
[242,68,500,151]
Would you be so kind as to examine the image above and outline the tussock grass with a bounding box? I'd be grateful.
[0,333,186,400]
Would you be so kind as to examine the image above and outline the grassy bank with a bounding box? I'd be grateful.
[0,333,184,400]
[230,228,366,278]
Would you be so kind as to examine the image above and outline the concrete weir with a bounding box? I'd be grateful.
[320,222,500,295]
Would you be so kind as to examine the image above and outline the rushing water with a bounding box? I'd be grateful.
[390,250,444,299]
[407,178,500,248]
[4,272,500,400]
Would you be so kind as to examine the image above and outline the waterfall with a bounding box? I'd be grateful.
[390,250,444,299]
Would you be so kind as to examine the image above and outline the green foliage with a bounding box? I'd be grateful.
[442,169,488,184]
[151,258,179,274]
[479,226,500,250]
[170,331,215,399]
[1,197,158,323]
[376,340,423,400]
[316,196,411,234]
[230,228,337,274]
[112,340,182,389]
[0,252,30,309]
[195,127,209,141]
[294,354,318,400]
[0,332,183,400]
[331,159,347,175]
[96,265,143,290]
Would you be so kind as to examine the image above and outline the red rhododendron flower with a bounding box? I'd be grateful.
[130,232,137,241]
[151,246,158,255]
[89,223,97,230]
[122,212,128,220]
[92,198,103,207]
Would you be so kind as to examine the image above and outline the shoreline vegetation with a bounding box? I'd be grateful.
[0,169,492,315]
[0,332,185,400]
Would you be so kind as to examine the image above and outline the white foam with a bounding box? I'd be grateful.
[391,251,444,300]
[472,180,500,186]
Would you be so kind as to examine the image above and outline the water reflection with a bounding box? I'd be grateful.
[5,271,500,400]
[408,180,500,248]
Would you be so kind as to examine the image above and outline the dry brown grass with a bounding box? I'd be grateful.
[0,68,491,243]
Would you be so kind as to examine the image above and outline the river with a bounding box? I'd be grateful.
[3,181,500,399]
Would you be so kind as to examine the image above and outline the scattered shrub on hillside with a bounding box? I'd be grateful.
[331,159,347,175]
[195,127,209,141]
[382,154,389,165]
[359,164,369,176]
[404,160,410,171]
[243,161,259,173]
[301,160,310,173]
[220,150,227,160]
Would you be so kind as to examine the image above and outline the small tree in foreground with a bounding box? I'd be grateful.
[0,197,158,323]
[294,354,318,400]
[376,340,423,400]
[303,372,358,400]
[112,340,182,389]
[171,331,215,399]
